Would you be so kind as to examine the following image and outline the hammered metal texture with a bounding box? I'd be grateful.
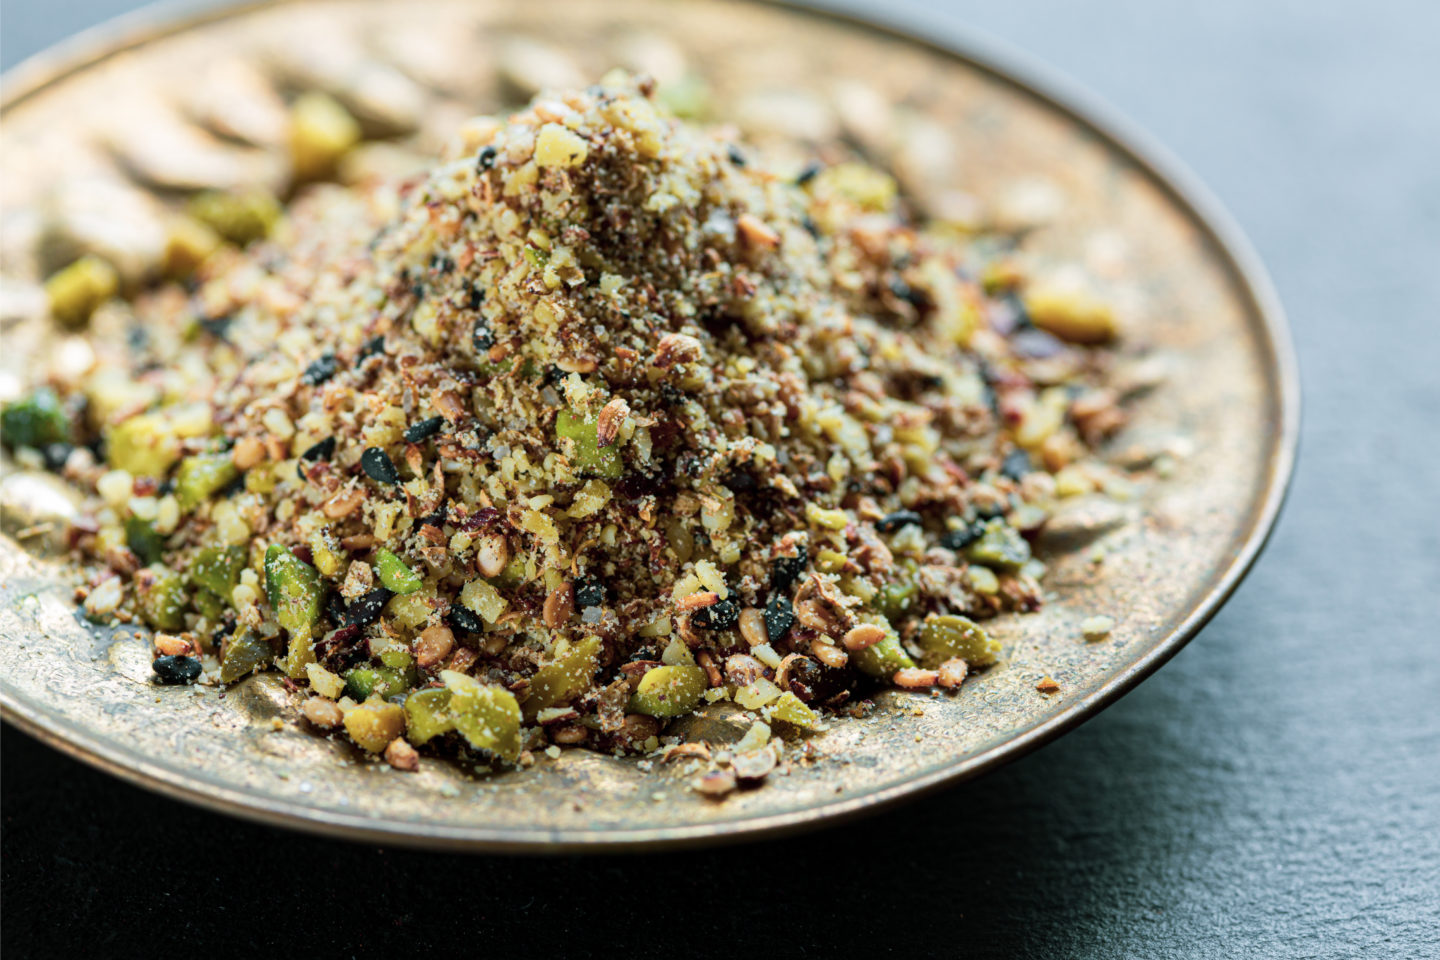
[0,0,1297,850]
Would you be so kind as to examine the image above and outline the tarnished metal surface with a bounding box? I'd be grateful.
[0,0,1298,850]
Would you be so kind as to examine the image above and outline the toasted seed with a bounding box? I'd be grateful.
[384,737,420,772]
[475,533,510,578]
[301,697,344,728]
[893,667,940,688]
[937,657,968,688]
[595,396,630,448]
[725,653,766,686]
[322,486,366,519]
[842,623,886,651]
[231,436,266,470]
[153,633,192,656]
[551,724,588,744]
[731,747,777,780]
[810,638,848,669]
[738,607,767,648]
[543,582,575,629]
[675,590,719,613]
[415,624,455,668]
[694,768,737,797]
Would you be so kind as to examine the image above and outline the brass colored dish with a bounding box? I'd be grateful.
[0,0,1298,850]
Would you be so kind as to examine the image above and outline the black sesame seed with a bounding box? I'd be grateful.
[360,447,400,484]
[324,590,348,626]
[358,335,386,362]
[939,522,985,551]
[889,277,926,309]
[153,655,201,685]
[418,502,449,529]
[344,587,394,628]
[448,605,485,634]
[795,162,822,186]
[465,280,486,311]
[42,442,73,472]
[721,466,757,493]
[764,594,796,644]
[875,510,924,534]
[302,436,336,462]
[801,215,821,240]
[199,313,234,340]
[301,352,338,386]
[476,145,497,171]
[574,578,607,609]
[1000,449,1032,481]
[772,544,809,590]
[727,145,747,167]
[404,416,446,444]
[472,317,494,351]
[693,597,738,630]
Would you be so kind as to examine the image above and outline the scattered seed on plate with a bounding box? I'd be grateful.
[153,655,202,684]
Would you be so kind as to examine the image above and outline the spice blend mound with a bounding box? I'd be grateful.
[5,76,1135,773]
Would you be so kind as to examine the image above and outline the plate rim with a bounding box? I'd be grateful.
[0,0,1301,853]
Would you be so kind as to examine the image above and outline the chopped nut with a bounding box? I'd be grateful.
[675,590,719,613]
[543,581,575,629]
[893,668,940,689]
[434,389,468,421]
[301,697,344,728]
[842,623,886,651]
[384,737,420,772]
[595,396,630,448]
[738,607,768,648]
[731,747,777,780]
[153,633,192,656]
[694,768,737,797]
[736,213,780,249]
[475,533,510,578]
[231,436,266,470]
[653,332,703,368]
[415,624,455,668]
[551,724,588,745]
[322,486,366,519]
[810,638,849,669]
[937,658,968,689]
[724,653,767,686]
[663,742,712,762]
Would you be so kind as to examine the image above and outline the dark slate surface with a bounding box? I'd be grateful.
[2,1,1437,956]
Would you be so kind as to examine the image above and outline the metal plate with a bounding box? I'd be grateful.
[0,0,1298,851]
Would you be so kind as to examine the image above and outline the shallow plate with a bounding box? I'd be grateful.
[0,0,1297,851]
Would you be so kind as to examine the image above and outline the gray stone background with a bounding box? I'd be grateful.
[2,1,1437,957]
